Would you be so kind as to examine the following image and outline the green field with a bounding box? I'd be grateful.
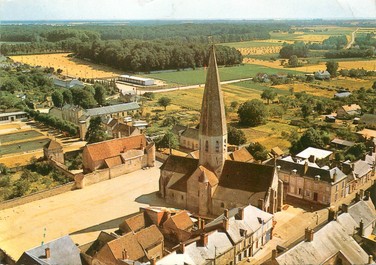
[0,138,50,156]
[223,40,283,48]
[146,64,301,85]
[0,130,43,144]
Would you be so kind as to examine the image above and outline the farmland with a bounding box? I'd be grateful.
[145,64,301,86]
[0,130,43,144]
[10,53,122,79]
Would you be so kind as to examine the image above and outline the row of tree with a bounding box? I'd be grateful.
[73,40,242,72]
[324,48,374,58]
[26,109,78,136]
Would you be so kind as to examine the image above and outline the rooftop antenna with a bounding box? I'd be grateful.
[41,227,46,246]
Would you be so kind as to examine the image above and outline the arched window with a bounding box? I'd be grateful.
[221,202,225,208]
[216,140,219,153]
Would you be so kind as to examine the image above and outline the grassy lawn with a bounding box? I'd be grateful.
[224,40,283,48]
[146,64,301,86]
[0,138,50,156]
[0,130,43,144]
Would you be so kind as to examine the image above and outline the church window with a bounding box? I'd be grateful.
[205,140,209,152]
[221,202,225,208]
[181,195,184,200]
[216,141,219,153]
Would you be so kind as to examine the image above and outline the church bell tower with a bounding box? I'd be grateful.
[198,45,227,177]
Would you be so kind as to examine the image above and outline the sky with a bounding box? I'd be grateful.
[1,0,376,21]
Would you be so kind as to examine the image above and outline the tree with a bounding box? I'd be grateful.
[158,97,172,111]
[288,55,299,67]
[51,91,64,108]
[372,81,376,90]
[290,128,326,155]
[143,92,155,100]
[237,99,268,127]
[301,103,313,119]
[227,126,247,145]
[62,89,73,104]
[156,131,179,154]
[162,116,181,127]
[94,84,106,106]
[247,142,269,161]
[85,116,106,144]
[71,87,97,108]
[261,88,277,104]
[326,61,339,77]
[345,143,366,161]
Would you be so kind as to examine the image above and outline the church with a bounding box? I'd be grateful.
[159,46,283,216]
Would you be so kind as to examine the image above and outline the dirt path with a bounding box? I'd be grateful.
[345,28,359,49]
[0,162,163,260]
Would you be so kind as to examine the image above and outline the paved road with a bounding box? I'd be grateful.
[345,28,359,49]
[0,162,163,261]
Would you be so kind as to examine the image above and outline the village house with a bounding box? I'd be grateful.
[330,138,355,149]
[159,46,283,216]
[43,139,64,164]
[273,199,376,265]
[17,236,82,265]
[0,111,28,124]
[357,128,376,141]
[80,226,164,265]
[82,134,155,173]
[205,205,274,263]
[49,102,140,139]
[360,113,376,129]
[271,156,347,205]
[342,159,374,195]
[295,147,333,162]
[336,104,362,119]
[172,125,200,150]
[103,117,141,139]
[314,70,331,80]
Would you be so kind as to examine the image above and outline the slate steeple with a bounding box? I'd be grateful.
[198,45,228,177]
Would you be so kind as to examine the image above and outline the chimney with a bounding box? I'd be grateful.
[258,199,265,211]
[359,189,364,200]
[368,255,374,265]
[365,191,370,201]
[122,250,128,260]
[179,242,185,254]
[236,207,244,220]
[198,233,208,247]
[150,257,156,265]
[223,217,229,231]
[328,208,337,221]
[355,192,361,202]
[272,249,277,260]
[201,219,205,230]
[304,162,308,175]
[342,204,348,213]
[359,219,364,237]
[351,163,355,171]
[305,228,314,242]
[45,248,50,259]
[224,208,229,218]
[198,217,202,229]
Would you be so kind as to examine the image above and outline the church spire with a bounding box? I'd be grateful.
[199,45,227,176]
[199,45,227,136]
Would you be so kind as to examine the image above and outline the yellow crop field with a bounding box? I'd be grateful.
[10,53,122,79]
[274,83,334,98]
[238,46,282,55]
[295,34,332,42]
[243,58,376,73]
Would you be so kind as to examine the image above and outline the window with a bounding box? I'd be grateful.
[238,254,242,262]
[298,188,302,195]
[181,195,184,200]
[221,202,225,208]
[216,141,219,153]
[205,140,209,152]
[305,190,310,197]
[342,181,345,188]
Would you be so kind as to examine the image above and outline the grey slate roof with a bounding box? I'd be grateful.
[207,205,273,244]
[352,160,372,178]
[331,138,355,148]
[16,235,82,265]
[276,216,370,265]
[185,231,233,265]
[272,158,346,184]
[181,127,199,140]
[347,200,376,236]
[86,102,140,116]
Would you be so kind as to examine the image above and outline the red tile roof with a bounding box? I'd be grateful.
[120,212,146,233]
[230,147,254,162]
[170,211,194,231]
[135,225,163,250]
[104,155,123,168]
[85,135,147,162]
[106,232,145,261]
[44,139,62,150]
